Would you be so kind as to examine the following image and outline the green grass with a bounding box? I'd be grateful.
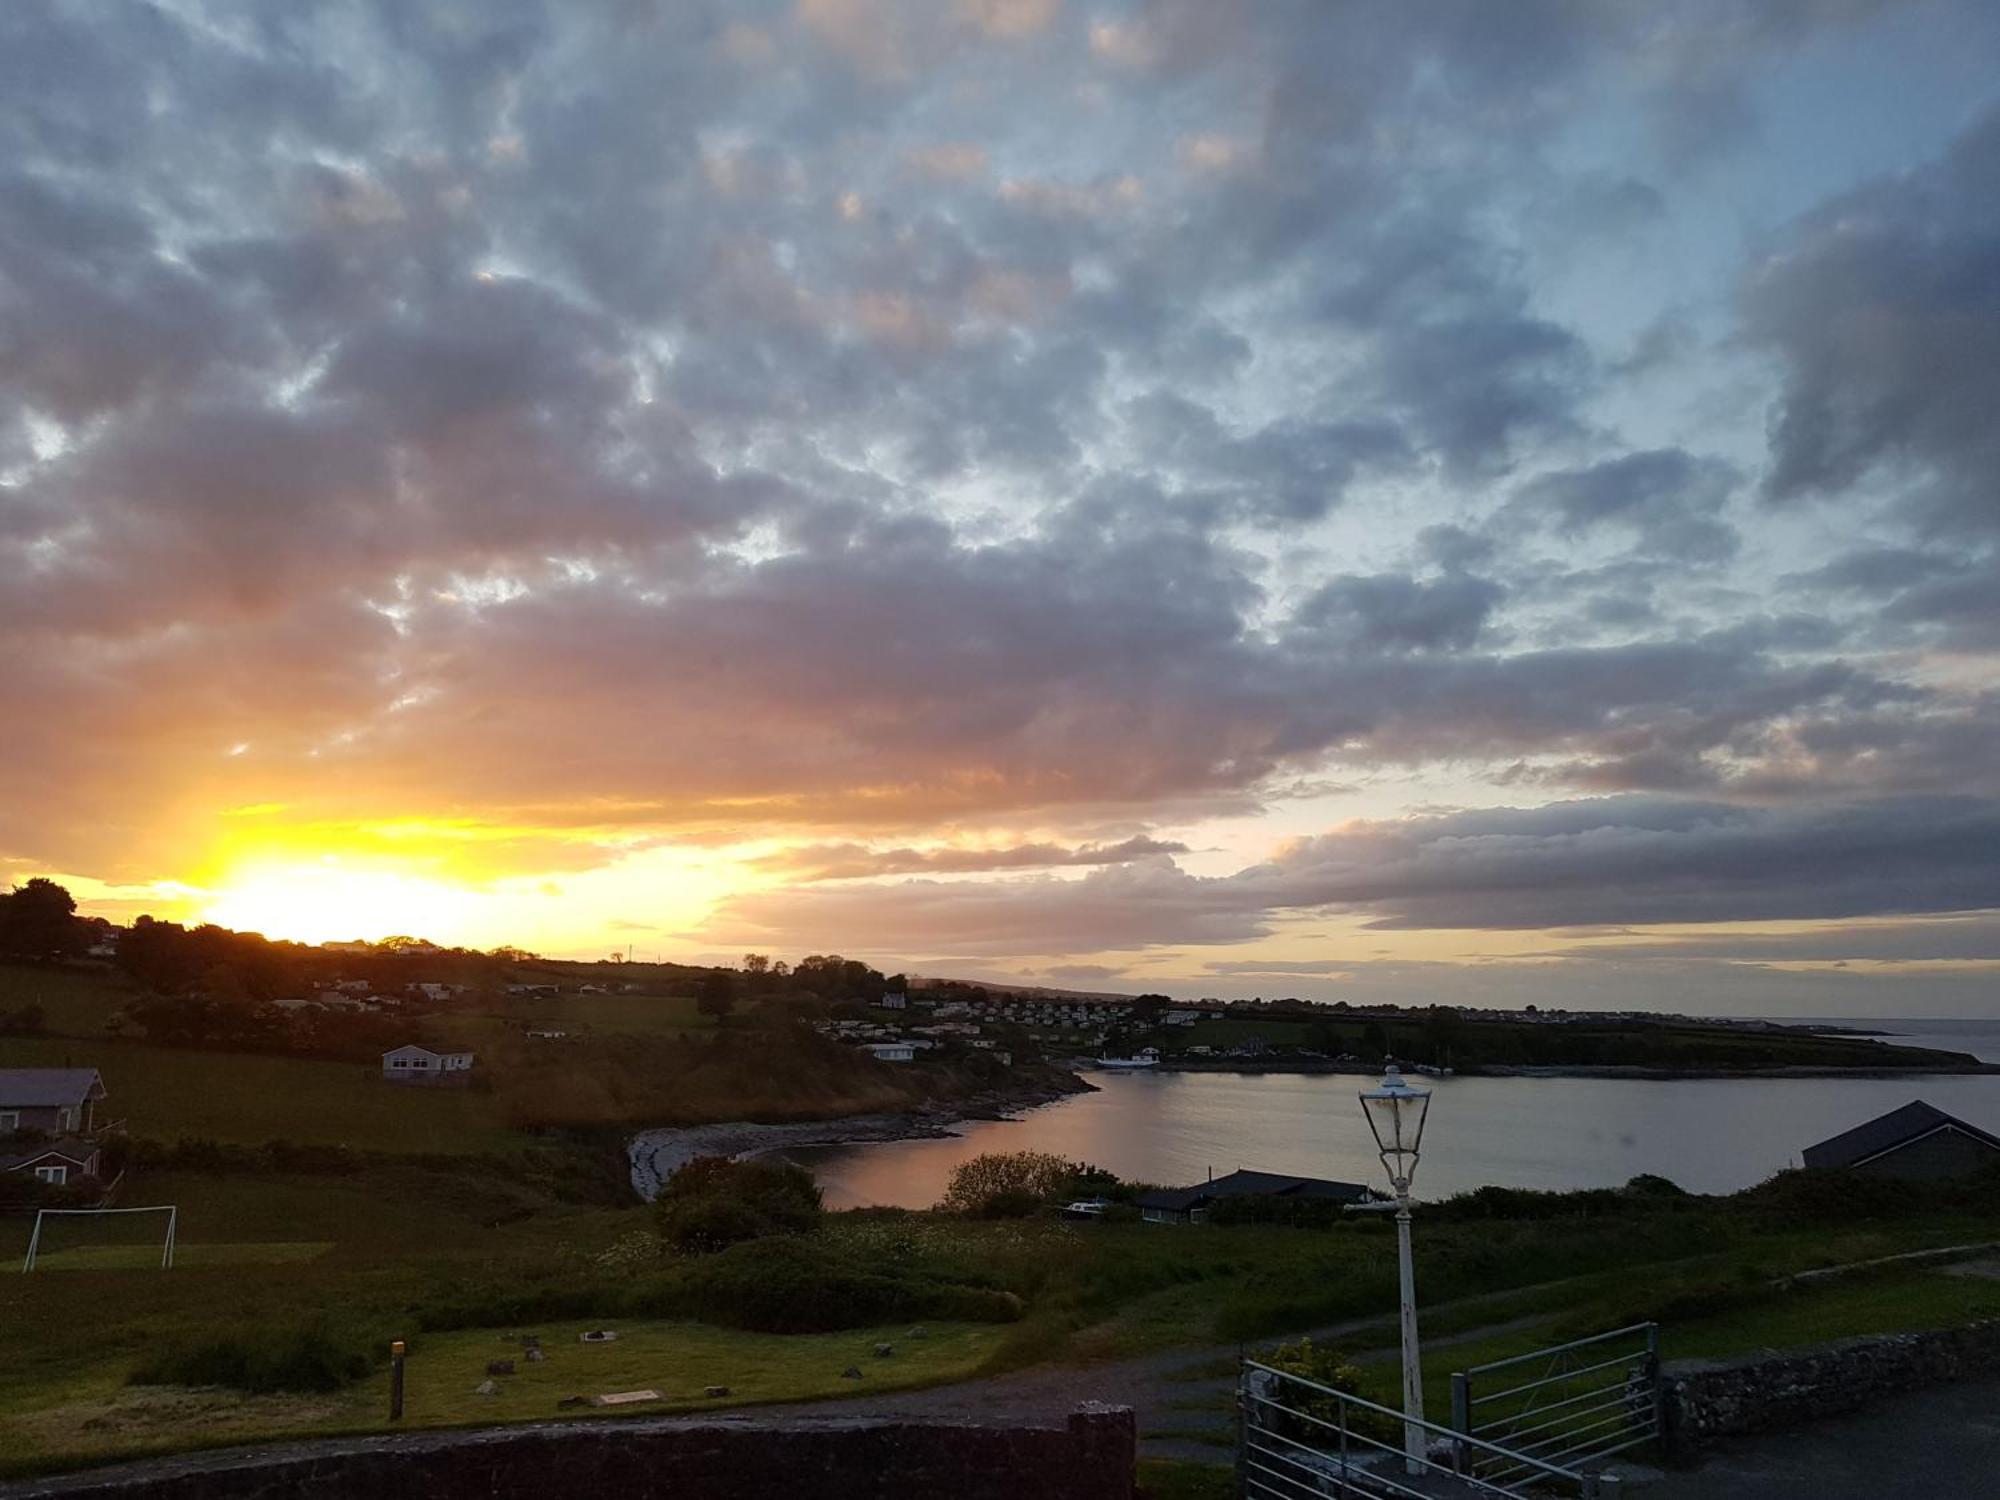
[1138,1459,1235,1499]
[27,1242,333,1272]
[0,1317,1002,1473]
[379,1317,1004,1428]
[0,1034,517,1153]
[0,962,131,1034]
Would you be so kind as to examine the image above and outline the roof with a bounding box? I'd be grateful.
[1137,1168,1371,1212]
[1802,1100,2000,1170]
[0,1069,105,1108]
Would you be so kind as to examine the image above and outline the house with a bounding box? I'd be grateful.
[1802,1100,2000,1181]
[1,1137,102,1187]
[1136,1169,1371,1226]
[880,992,908,1011]
[864,1041,916,1062]
[380,1045,475,1083]
[0,1069,107,1136]
[525,1028,569,1040]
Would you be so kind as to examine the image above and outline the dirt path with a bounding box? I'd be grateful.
[776,1301,1559,1462]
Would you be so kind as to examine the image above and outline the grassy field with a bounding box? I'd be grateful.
[0,1033,518,1153]
[0,962,134,1034]
[0,1317,1004,1472]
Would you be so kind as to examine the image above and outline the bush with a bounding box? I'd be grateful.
[937,1151,1082,1217]
[664,1236,1023,1334]
[129,1320,380,1394]
[1255,1337,1400,1444]
[655,1155,823,1253]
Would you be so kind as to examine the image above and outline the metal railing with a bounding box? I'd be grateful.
[1450,1324,1661,1487]
[1240,1359,1621,1499]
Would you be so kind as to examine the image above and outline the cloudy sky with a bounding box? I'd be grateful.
[4,1,1999,1015]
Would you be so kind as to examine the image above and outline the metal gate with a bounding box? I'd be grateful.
[1449,1323,1662,1489]
[1240,1359,1623,1499]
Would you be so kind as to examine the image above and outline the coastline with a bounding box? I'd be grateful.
[625,1073,1090,1200]
[1144,1058,2000,1081]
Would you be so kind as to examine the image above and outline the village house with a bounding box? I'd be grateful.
[0,1068,107,1136]
[1136,1169,1371,1226]
[1802,1100,2000,1181]
[0,1069,110,1188]
[864,1041,916,1062]
[380,1045,476,1083]
[879,991,908,1010]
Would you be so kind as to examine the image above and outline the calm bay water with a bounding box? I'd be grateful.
[784,1019,2000,1209]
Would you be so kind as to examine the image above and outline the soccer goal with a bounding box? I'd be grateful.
[21,1205,178,1273]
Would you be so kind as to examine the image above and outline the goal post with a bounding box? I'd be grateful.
[21,1204,178,1273]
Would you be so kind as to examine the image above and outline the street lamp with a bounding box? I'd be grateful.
[1360,1062,1432,1471]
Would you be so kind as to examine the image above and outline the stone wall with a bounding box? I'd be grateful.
[1663,1319,2000,1448]
[0,1406,1135,1500]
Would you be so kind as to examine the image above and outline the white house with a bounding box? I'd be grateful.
[381,1045,475,1082]
[864,1041,916,1062]
[879,992,908,1010]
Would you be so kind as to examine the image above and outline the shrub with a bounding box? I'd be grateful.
[1255,1337,1400,1444]
[937,1151,1080,1217]
[129,1320,379,1394]
[654,1155,823,1253]
[664,1236,1023,1334]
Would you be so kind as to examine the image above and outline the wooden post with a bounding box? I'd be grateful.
[390,1340,406,1422]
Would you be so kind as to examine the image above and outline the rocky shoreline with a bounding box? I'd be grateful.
[625,1073,1091,1201]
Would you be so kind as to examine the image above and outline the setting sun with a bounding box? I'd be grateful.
[200,861,479,946]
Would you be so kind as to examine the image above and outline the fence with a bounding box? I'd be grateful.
[1450,1324,1661,1488]
[1240,1359,1622,1499]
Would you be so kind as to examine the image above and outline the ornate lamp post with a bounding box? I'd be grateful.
[1360,1062,1432,1471]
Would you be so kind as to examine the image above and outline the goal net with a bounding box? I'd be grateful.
[21,1205,178,1272]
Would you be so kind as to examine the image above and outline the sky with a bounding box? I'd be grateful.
[3,1,1999,1016]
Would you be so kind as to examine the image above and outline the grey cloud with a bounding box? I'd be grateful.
[1746,105,2000,537]
[760,836,1192,881]
[1512,449,1740,561]
[1532,915,2000,964]
[1292,572,1504,653]
[716,795,2000,955]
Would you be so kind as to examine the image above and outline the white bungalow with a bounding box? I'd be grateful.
[380,1045,475,1082]
[864,1041,916,1063]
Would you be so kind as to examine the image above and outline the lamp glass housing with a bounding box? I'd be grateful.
[1360,1064,1431,1192]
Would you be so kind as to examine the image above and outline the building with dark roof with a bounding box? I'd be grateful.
[0,1068,106,1136]
[1136,1168,1371,1225]
[1802,1100,2000,1182]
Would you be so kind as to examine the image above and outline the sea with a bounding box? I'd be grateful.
[779,1018,2000,1209]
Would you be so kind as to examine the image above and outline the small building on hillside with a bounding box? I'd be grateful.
[0,1069,107,1136]
[1,1137,102,1187]
[380,1045,475,1083]
[864,1041,916,1063]
[1137,1169,1371,1226]
[1802,1100,2000,1181]
[880,992,908,1011]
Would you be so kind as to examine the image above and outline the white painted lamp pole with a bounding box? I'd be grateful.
[1360,1063,1433,1473]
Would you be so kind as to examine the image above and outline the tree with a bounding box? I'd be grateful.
[0,878,84,961]
[742,954,771,976]
[937,1150,1079,1217]
[695,969,737,1019]
[1361,1020,1390,1060]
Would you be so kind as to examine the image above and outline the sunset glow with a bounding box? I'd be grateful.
[1,1,1995,1016]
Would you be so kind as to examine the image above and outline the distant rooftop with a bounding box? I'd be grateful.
[0,1068,105,1107]
[1137,1168,1370,1212]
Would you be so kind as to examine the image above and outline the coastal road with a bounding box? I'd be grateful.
[1641,1375,2000,1499]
